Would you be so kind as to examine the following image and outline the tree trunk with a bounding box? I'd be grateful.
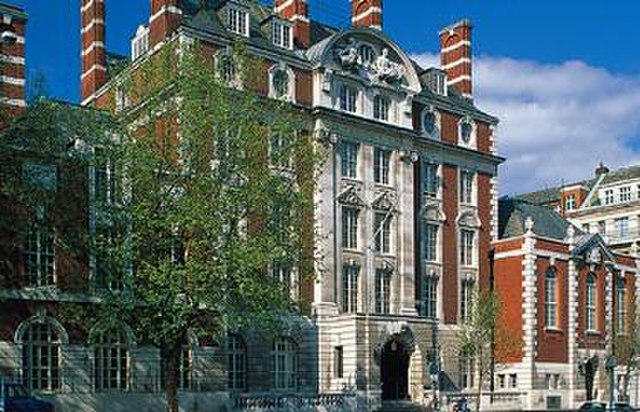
[476,370,483,412]
[163,344,181,412]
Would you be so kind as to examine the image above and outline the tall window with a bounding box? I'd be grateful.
[273,21,292,49]
[228,7,249,36]
[460,230,475,266]
[460,171,474,204]
[459,350,474,389]
[373,95,390,121]
[615,217,630,239]
[342,207,359,249]
[24,221,55,286]
[617,277,627,333]
[423,276,438,318]
[424,223,438,262]
[342,265,359,313]
[273,338,297,390]
[423,163,439,196]
[95,157,117,205]
[271,70,290,100]
[375,269,391,314]
[358,44,376,66]
[94,328,129,391]
[269,135,291,169]
[460,280,474,322]
[586,274,597,331]
[374,213,392,254]
[373,148,390,185]
[341,142,358,179]
[598,220,606,236]
[228,335,246,391]
[545,268,558,328]
[219,55,237,84]
[422,110,438,137]
[459,120,474,145]
[333,346,344,378]
[339,84,357,113]
[22,322,61,391]
[160,346,192,390]
[271,264,292,291]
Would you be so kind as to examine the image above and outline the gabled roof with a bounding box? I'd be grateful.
[498,197,577,241]
[600,164,640,186]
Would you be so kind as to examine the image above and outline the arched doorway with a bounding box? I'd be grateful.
[381,337,410,401]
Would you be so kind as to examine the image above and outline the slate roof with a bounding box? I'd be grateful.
[116,0,494,121]
[498,197,577,241]
[600,164,640,186]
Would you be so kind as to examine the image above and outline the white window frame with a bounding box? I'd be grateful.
[620,186,632,203]
[604,189,615,205]
[357,43,376,67]
[374,212,392,254]
[228,6,249,37]
[460,279,474,323]
[93,328,130,392]
[25,217,56,287]
[373,94,390,122]
[565,194,576,211]
[342,207,359,250]
[341,141,359,179]
[423,162,440,198]
[615,217,630,239]
[269,134,293,170]
[424,222,439,263]
[459,170,475,205]
[586,273,597,332]
[373,147,391,185]
[339,83,358,113]
[459,350,474,389]
[342,265,359,313]
[22,322,62,392]
[268,64,295,102]
[423,275,438,318]
[375,269,391,314]
[459,229,475,267]
[273,337,297,390]
[545,268,558,329]
[272,20,292,49]
[617,277,627,334]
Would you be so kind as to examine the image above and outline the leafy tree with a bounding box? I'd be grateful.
[96,41,319,412]
[458,288,501,412]
[613,295,640,402]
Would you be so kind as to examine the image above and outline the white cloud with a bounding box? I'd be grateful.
[412,53,640,195]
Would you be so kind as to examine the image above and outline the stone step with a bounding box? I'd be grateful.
[376,400,430,412]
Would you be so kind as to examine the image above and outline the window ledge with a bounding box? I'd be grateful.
[585,330,601,336]
[544,327,563,334]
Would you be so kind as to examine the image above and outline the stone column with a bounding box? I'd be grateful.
[521,217,538,409]
[567,226,579,408]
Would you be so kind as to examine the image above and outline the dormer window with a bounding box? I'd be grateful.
[424,68,447,96]
[228,7,249,37]
[131,25,149,61]
[273,20,292,50]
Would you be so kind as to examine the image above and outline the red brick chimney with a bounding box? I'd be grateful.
[274,0,310,49]
[81,0,107,105]
[0,2,27,119]
[439,19,473,99]
[149,0,183,49]
[351,0,382,30]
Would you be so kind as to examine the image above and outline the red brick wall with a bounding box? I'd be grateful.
[478,172,492,289]
[536,257,568,363]
[494,254,524,363]
[577,265,607,350]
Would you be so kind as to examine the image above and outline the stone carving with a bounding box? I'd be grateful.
[372,48,405,84]
[372,191,396,211]
[338,184,366,206]
[589,247,602,265]
[338,38,359,69]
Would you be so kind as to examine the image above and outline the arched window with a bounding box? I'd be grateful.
[93,328,130,391]
[373,95,390,121]
[585,274,597,331]
[617,276,627,333]
[228,334,246,391]
[273,337,297,390]
[358,44,376,66]
[422,108,439,139]
[545,268,558,328]
[21,321,62,391]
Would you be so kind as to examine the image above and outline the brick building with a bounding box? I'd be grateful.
[494,197,640,409]
[0,0,502,410]
[0,3,27,123]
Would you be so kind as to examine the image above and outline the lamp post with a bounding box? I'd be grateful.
[430,319,441,411]
[605,355,618,412]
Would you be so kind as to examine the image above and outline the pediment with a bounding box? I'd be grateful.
[338,184,365,207]
[421,202,446,222]
[372,191,396,211]
[457,210,481,228]
[572,233,615,265]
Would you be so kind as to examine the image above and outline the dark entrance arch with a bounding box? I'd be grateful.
[380,337,410,401]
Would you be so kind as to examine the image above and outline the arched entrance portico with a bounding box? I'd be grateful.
[380,337,410,401]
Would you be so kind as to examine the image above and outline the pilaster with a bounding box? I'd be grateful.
[521,217,537,409]
[567,226,579,408]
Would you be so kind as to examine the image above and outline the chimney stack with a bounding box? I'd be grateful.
[274,0,310,49]
[439,19,473,99]
[0,2,27,119]
[595,162,610,177]
[149,0,183,49]
[81,0,107,105]
[351,0,382,30]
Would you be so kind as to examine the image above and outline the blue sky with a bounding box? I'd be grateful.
[4,0,640,192]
